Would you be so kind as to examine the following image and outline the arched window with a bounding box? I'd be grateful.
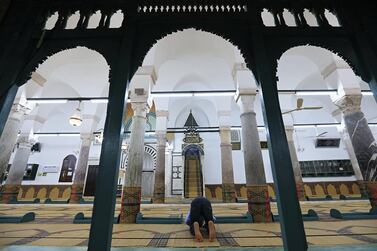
[58,154,77,182]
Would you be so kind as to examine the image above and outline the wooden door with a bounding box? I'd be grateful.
[84,165,99,196]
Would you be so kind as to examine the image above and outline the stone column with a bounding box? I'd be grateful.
[338,125,367,197]
[285,126,306,201]
[219,126,237,203]
[238,94,272,222]
[119,102,149,223]
[69,134,92,203]
[0,134,33,203]
[0,104,27,183]
[333,94,377,207]
[153,131,166,203]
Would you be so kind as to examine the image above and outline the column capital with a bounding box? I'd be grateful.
[16,134,35,148]
[80,133,94,141]
[237,94,257,114]
[333,94,362,115]
[131,102,149,118]
[155,131,167,146]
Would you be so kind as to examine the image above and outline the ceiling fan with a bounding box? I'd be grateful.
[282,98,323,115]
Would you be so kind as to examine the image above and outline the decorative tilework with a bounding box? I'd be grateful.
[119,186,141,223]
[246,185,272,223]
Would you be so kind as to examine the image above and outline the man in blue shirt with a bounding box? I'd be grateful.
[185,197,216,242]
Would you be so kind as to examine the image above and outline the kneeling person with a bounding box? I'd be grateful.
[185,197,216,242]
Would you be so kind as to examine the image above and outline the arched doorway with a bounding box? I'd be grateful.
[59,155,77,182]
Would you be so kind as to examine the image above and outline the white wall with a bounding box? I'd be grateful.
[22,136,81,185]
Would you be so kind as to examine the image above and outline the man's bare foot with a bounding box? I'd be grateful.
[193,222,203,242]
[208,221,216,242]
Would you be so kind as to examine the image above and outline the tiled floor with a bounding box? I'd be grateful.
[0,200,376,249]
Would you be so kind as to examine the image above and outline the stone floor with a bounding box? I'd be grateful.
[0,200,376,249]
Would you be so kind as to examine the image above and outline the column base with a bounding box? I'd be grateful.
[296,182,306,201]
[247,185,272,223]
[0,184,21,203]
[69,184,84,204]
[119,186,141,223]
[222,183,237,203]
[153,185,165,204]
[366,181,377,208]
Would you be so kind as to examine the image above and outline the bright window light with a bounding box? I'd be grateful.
[152,93,193,98]
[36,133,59,137]
[27,99,68,104]
[194,92,235,97]
[90,99,108,103]
[294,125,316,129]
[362,91,373,96]
[296,91,337,96]
[59,133,80,137]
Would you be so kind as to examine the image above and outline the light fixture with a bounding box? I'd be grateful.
[69,101,82,127]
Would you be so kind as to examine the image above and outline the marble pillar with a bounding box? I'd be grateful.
[219,127,237,203]
[69,134,92,203]
[285,126,306,201]
[338,126,368,197]
[0,105,26,183]
[238,95,272,222]
[334,94,377,207]
[153,132,166,203]
[119,102,148,223]
[0,135,33,203]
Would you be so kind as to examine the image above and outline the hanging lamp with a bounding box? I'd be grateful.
[69,101,82,127]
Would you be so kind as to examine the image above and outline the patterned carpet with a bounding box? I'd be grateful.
[0,200,376,248]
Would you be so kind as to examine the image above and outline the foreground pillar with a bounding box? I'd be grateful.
[333,94,377,207]
[153,130,167,203]
[285,126,306,201]
[219,126,237,203]
[253,34,307,250]
[69,134,93,203]
[0,134,33,203]
[237,94,272,222]
[0,104,27,182]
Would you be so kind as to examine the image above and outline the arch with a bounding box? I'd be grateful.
[314,184,325,196]
[274,43,365,82]
[49,187,59,199]
[24,187,35,199]
[59,154,77,182]
[182,144,204,156]
[327,184,337,196]
[121,145,157,170]
[339,184,350,195]
[62,187,71,199]
[18,44,112,89]
[132,26,256,79]
[261,9,276,27]
[37,188,47,199]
